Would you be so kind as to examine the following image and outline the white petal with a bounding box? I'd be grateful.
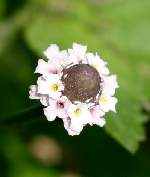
[29,85,39,99]
[43,44,59,59]
[67,103,91,126]
[70,121,84,133]
[44,106,56,121]
[99,66,110,75]
[108,97,118,112]
[86,52,95,64]
[72,43,87,58]
[47,49,70,67]
[63,118,81,136]
[47,74,61,84]
[102,75,119,96]
[68,43,87,63]
[37,75,63,99]
[35,59,47,75]
[40,95,49,106]
[92,117,106,127]
[99,94,118,112]
[37,77,49,94]
[87,53,109,75]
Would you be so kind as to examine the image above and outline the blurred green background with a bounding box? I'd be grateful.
[0,0,150,177]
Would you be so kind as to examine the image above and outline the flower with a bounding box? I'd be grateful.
[68,43,87,64]
[29,85,49,106]
[87,53,109,75]
[90,105,106,127]
[99,94,118,112]
[44,44,70,67]
[35,59,62,77]
[67,102,92,134]
[37,75,64,99]
[29,43,119,136]
[44,96,71,121]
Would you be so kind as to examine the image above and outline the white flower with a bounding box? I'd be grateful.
[29,43,119,136]
[87,53,109,75]
[37,75,64,99]
[44,44,70,67]
[99,94,118,112]
[35,59,62,77]
[29,85,49,106]
[67,102,91,133]
[44,96,71,121]
[68,43,87,64]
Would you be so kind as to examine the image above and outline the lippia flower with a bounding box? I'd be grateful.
[29,43,119,135]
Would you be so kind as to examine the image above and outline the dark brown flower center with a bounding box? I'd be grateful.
[57,101,64,109]
[61,64,101,102]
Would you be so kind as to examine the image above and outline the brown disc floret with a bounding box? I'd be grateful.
[61,64,101,102]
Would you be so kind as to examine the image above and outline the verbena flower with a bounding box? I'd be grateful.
[29,43,119,135]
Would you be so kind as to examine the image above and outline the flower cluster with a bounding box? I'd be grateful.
[29,43,118,135]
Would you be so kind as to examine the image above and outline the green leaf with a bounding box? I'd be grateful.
[24,0,149,153]
[0,0,5,19]
[0,21,35,118]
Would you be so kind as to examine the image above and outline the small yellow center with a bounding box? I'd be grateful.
[92,63,100,70]
[74,108,81,118]
[100,96,108,103]
[50,83,59,91]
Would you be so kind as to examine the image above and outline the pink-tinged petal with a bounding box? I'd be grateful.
[49,97,71,119]
[35,59,62,77]
[47,64,62,75]
[90,105,106,126]
[90,105,105,118]
[54,101,68,119]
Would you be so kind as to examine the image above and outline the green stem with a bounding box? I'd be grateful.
[0,105,42,128]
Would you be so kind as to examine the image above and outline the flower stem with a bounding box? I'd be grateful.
[0,105,42,128]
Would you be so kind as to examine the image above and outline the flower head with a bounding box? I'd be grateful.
[29,43,118,136]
